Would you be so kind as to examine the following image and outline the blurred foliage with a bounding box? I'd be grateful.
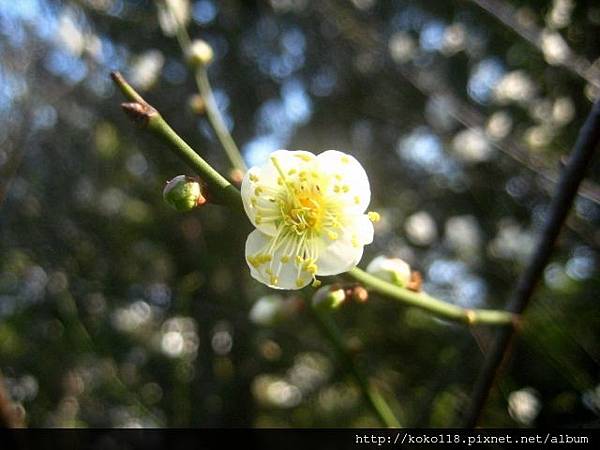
[0,0,599,427]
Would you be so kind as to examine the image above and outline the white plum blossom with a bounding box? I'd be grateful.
[242,150,378,289]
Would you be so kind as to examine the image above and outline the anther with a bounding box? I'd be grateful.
[368,211,381,222]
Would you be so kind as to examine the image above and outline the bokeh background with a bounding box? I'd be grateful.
[1,0,599,427]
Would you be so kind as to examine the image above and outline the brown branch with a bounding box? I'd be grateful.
[317,0,600,207]
[463,99,600,427]
[465,0,600,89]
[0,374,24,428]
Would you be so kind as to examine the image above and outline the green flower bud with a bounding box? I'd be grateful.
[366,255,411,287]
[187,39,214,67]
[312,285,346,311]
[163,175,205,212]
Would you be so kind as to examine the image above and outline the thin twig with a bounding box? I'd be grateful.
[465,0,600,89]
[157,0,247,172]
[111,71,515,326]
[463,99,600,427]
[309,306,401,427]
[110,71,242,209]
[317,0,600,212]
[194,67,247,172]
[348,268,516,326]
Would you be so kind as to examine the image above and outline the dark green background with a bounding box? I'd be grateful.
[0,0,599,427]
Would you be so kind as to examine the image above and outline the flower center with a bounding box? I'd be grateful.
[282,188,324,234]
[268,157,332,236]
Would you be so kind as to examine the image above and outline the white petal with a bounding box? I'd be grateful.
[315,236,361,277]
[245,229,312,290]
[354,214,374,245]
[241,168,279,236]
[241,169,259,223]
[316,150,371,213]
[316,213,373,276]
[260,149,316,186]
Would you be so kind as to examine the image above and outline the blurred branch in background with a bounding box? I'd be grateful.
[0,142,27,209]
[0,374,24,428]
[156,0,247,173]
[317,0,600,247]
[54,287,162,425]
[310,305,401,427]
[465,0,600,90]
[463,99,600,427]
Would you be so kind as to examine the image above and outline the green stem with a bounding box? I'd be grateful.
[194,67,247,172]
[158,0,247,172]
[310,306,401,428]
[110,72,242,209]
[348,267,516,326]
[111,72,515,327]
[111,73,514,327]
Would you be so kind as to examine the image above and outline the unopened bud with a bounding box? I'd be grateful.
[188,94,205,115]
[229,168,244,186]
[163,175,206,212]
[366,255,412,287]
[349,285,368,303]
[187,39,214,67]
[312,286,346,311]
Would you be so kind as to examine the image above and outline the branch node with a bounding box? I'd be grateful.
[465,309,477,326]
[121,102,158,127]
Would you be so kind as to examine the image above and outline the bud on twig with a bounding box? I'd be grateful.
[188,94,206,115]
[229,168,244,187]
[187,39,214,67]
[348,285,369,303]
[312,285,346,311]
[366,256,412,288]
[406,270,423,292]
[163,175,206,211]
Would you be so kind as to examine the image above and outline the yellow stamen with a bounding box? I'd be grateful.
[305,263,318,274]
[368,211,381,222]
[312,279,321,288]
